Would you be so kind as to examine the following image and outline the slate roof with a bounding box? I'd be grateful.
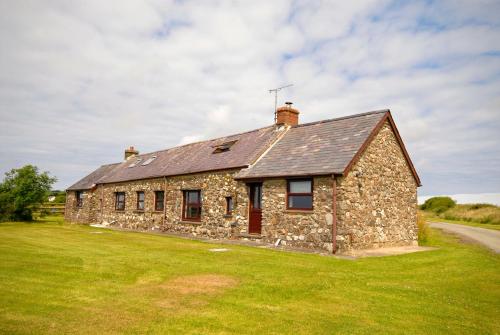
[67,163,119,190]
[67,125,282,190]
[235,110,388,179]
[67,108,420,190]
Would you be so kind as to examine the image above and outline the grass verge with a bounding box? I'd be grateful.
[0,217,499,334]
[421,211,500,231]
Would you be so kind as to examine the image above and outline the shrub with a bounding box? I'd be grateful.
[417,213,429,244]
[420,196,456,214]
[443,204,500,225]
[469,203,495,210]
[0,165,57,221]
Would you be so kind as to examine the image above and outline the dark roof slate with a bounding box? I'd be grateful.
[66,163,119,190]
[67,108,421,189]
[235,110,388,179]
[67,125,281,189]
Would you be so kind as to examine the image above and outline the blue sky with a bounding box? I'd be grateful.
[0,0,499,196]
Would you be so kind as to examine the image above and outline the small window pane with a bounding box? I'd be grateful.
[289,195,313,209]
[252,185,261,209]
[183,190,201,220]
[187,206,200,218]
[226,197,233,214]
[115,192,125,210]
[155,191,164,211]
[76,191,84,207]
[289,180,312,193]
[187,191,199,203]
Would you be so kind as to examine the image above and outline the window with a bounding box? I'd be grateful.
[182,190,201,221]
[115,192,125,210]
[155,191,165,211]
[212,140,237,154]
[136,191,145,210]
[128,158,142,168]
[141,155,157,166]
[76,191,84,208]
[225,196,233,215]
[287,179,313,210]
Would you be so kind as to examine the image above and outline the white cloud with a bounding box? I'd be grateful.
[0,0,499,195]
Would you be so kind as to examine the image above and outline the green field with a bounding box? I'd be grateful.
[1,217,499,334]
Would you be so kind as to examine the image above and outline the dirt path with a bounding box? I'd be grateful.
[429,221,500,253]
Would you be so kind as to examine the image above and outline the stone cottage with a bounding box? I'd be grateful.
[65,104,421,253]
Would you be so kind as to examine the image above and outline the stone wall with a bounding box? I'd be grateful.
[260,177,334,252]
[336,121,418,251]
[160,170,249,239]
[95,170,250,239]
[100,178,166,230]
[65,120,418,253]
[65,189,101,223]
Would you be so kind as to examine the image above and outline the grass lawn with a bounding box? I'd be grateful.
[422,212,500,231]
[1,217,499,334]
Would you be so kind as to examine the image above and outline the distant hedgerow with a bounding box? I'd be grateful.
[420,196,456,214]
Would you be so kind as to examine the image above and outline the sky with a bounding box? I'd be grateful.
[0,0,499,196]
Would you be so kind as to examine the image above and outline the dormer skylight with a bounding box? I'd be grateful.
[141,155,157,166]
[212,140,237,154]
[128,158,142,168]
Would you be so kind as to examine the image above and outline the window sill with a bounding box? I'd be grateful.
[153,210,164,213]
[223,214,233,218]
[285,209,314,214]
[179,220,202,225]
[134,210,145,213]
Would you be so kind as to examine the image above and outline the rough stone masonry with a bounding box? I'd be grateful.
[66,106,421,253]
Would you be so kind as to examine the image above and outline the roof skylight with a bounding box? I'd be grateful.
[128,158,142,168]
[141,155,157,166]
[212,140,237,154]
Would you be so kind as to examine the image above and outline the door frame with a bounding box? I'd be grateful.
[247,182,263,234]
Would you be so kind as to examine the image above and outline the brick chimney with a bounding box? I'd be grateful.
[276,102,299,126]
[124,146,139,161]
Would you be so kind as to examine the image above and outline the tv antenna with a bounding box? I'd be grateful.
[269,84,293,122]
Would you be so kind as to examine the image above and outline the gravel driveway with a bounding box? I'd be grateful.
[429,221,500,253]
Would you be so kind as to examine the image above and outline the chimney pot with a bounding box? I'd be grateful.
[276,103,299,126]
[124,146,139,161]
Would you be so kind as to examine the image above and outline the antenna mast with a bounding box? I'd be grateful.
[269,84,293,123]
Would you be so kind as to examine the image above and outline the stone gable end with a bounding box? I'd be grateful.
[336,121,418,250]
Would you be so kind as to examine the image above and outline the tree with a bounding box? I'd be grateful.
[0,165,57,221]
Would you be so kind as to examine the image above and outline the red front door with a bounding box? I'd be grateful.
[248,183,262,234]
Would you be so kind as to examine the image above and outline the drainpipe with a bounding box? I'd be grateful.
[100,186,104,223]
[332,174,337,254]
[163,176,167,227]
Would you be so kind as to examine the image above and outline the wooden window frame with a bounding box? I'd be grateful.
[136,191,145,211]
[154,191,165,212]
[182,190,201,222]
[115,192,126,211]
[76,191,83,208]
[225,196,233,215]
[286,179,313,210]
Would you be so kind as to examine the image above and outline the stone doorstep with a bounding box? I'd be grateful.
[237,233,263,239]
